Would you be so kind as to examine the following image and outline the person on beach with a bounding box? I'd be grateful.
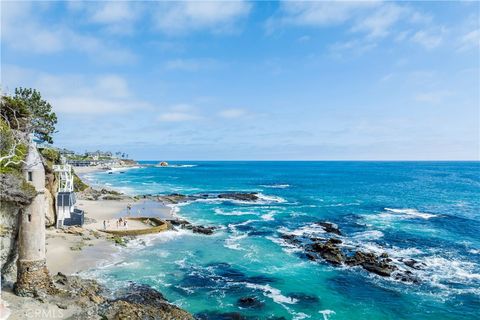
[116,219,119,229]
[127,204,132,215]
[103,220,106,230]
[124,219,128,229]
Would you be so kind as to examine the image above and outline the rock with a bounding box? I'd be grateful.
[403,259,423,270]
[44,188,56,227]
[169,219,216,235]
[0,173,36,205]
[346,251,397,277]
[101,283,193,320]
[237,296,264,309]
[63,226,85,236]
[169,219,191,226]
[315,222,342,235]
[310,239,346,265]
[218,192,259,202]
[188,225,216,235]
[287,292,320,306]
[159,161,169,167]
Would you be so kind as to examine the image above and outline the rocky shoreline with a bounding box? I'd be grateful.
[17,272,193,319]
[281,222,421,283]
[143,192,262,205]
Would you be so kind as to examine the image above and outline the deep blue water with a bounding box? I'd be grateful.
[82,161,480,319]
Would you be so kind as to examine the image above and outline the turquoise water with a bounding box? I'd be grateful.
[82,162,480,319]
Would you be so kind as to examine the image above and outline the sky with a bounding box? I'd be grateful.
[1,0,479,160]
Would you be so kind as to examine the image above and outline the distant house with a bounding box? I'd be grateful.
[59,148,75,157]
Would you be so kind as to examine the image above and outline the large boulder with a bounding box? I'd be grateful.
[346,251,397,277]
[310,239,346,265]
[315,222,342,235]
[218,193,259,202]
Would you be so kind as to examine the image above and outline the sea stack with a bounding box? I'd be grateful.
[14,142,52,297]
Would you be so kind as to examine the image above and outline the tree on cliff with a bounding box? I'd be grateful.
[0,88,57,170]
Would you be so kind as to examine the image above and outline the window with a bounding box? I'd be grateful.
[28,171,33,182]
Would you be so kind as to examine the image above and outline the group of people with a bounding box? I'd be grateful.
[102,204,135,230]
[102,217,128,230]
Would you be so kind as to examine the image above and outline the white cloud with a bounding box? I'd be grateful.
[268,1,444,52]
[411,28,446,49]
[158,112,200,122]
[2,65,148,114]
[157,104,201,122]
[271,1,378,27]
[457,29,480,52]
[414,90,454,104]
[351,3,405,38]
[90,2,138,24]
[165,58,221,71]
[153,1,251,34]
[218,108,246,119]
[1,1,136,63]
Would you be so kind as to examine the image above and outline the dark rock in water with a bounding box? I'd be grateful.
[287,292,320,306]
[196,311,249,320]
[237,296,264,309]
[169,219,191,226]
[186,225,216,235]
[218,193,259,202]
[306,253,316,261]
[280,233,302,245]
[346,251,396,277]
[310,239,346,265]
[394,270,420,283]
[403,259,424,270]
[168,219,216,235]
[315,222,342,235]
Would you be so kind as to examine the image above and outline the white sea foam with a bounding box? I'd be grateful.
[109,166,141,172]
[319,310,336,320]
[214,208,257,216]
[468,249,480,255]
[279,223,326,237]
[245,283,297,305]
[352,230,384,241]
[168,164,198,168]
[384,208,437,219]
[224,233,248,251]
[256,193,287,204]
[267,236,302,254]
[260,184,290,189]
[261,211,276,221]
[293,313,310,320]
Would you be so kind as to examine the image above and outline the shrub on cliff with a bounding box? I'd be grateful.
[0,119,28,174]
[73,173,89,192]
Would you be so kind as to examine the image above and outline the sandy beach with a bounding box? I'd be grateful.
[45,197,175,276]
[43,163,174,276]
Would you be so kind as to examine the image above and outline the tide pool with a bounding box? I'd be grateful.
[81,161,480,319]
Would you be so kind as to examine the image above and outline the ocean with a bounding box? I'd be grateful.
[81,161,480,319]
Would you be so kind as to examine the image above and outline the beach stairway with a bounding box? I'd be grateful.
[53,163,83,228]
